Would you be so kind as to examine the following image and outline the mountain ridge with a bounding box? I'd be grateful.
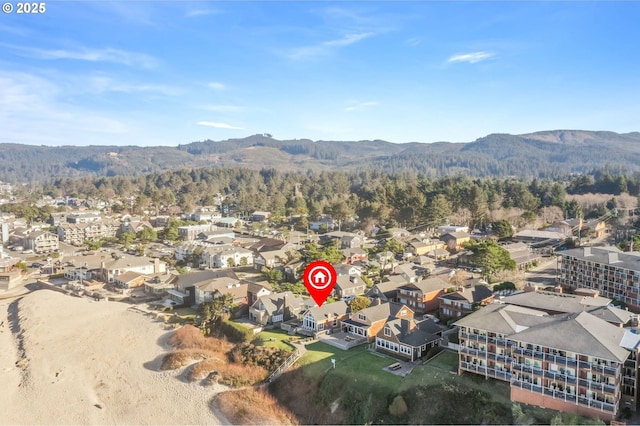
[2,130,638,184]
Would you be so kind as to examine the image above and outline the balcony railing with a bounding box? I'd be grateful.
[512,380,543,394]
[486,368,511,381]
[577,397,616,413]
[460,361,487,375]
[578,379,618,395]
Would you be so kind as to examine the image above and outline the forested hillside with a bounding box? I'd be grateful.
[1,130,639,184]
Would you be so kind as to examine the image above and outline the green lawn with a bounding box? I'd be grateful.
[253,329,296,351]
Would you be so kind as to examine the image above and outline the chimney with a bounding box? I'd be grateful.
[554,286,563,294]
[583,247,592,257]
[608,252,619,264]
[524,284,537,293]
[374,297,382,306]
[457,286,464,293]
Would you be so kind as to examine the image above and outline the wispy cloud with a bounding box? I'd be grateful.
[186,8,219,18]
[345,101,379,111]
[405,37,422,47]
[203,104,245,112]
[2,43,158,68]
[197,121,243,130]
[288,32,375,59]
[207,81,226,90]
[87,76,181,96]
[447,51,495,64]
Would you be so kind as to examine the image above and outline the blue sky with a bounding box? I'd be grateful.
[1,1,639,146]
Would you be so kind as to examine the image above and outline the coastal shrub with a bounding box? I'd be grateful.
[160,349,213,370]
[228,343,292,373]
[219,319,253,344]
[168,325,233,354]
[388,395,408,417]
[216,388,298,425]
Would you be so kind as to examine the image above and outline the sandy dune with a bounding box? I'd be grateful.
[0,290,227,425]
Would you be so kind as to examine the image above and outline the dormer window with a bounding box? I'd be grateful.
[384,326,391,337]
[358,313,366,321]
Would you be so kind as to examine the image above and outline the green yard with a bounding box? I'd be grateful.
[253,329,296,351]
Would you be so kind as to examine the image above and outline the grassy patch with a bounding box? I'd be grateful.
[253,329,296,351]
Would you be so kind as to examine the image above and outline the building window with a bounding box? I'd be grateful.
[358,313,366,321]
[384,327,391,337]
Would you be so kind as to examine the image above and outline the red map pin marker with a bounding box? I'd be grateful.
[303,260,337,307]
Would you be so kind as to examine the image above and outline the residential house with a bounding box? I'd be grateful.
[0,256,22,291]
[320,231,363,249]
[101,256,166,284]
[178,224,213,241]
[333,263,362,277]
[301,300,350,333]
[187,206,222,222]
[437,225,470,235]
[309,215,337,231]
[397,276,451,315]
[545,219,583,237]
[334,275,367,300]
[427,248,450,260]
[249,291,305,325]
[584,220,608,238]
[113,271,149,290]
[254,249,289,271]
[375,317,442,361]
[512,229,565,247]
[501,242,540,270]
[216,217,242,228]
[250,211,271,222]
[366,278,406,303]
[439,285,494,319]
[341,301,413,342]
[455,303,634,421]
[557,246,640,312]
[250,238,294,253]
[119,219,154,235]
[386,228,411,240]
[341,247,368,264]
[144,272,178,296]
[395,263,427,284]
[284,259,304,281]
[23,230,59,253]
[440,232,471,252]
[245,280,272,306]
[406,239,443,257]
[173,269,246,306]
[201,245,253,268]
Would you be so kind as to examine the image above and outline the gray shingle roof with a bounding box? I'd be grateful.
[503,290,611,313]
[455,303,630,362]
[401,276,450,294]
[383,318,441,347]
[306,300,350,320]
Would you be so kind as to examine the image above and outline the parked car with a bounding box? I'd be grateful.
[22,249,34,254]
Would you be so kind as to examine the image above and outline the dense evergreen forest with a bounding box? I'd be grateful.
[2,130,640,184]
[30,167,640,231]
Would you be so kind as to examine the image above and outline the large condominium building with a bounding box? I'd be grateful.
[455,302,640,421]
[557,246,640,311]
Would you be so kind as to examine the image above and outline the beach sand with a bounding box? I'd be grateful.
[0,290,227,425]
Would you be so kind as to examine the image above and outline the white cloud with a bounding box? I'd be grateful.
[447,51,495,64]
[207,81,226,90]
[345,101,379,111]
[2,43,158,68]
[288,32,375,59]
[197,121,243,130]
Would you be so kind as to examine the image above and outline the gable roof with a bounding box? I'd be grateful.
[355,302,412,323]
[174,269,239,289]
[254,291,304,314]
[383,318,441,347]
[441,285,494,304]
[367,280,406,299]
[335,275,365,291]
[306,300,350,320]
[401,276,450,294]
[250,238,288,252]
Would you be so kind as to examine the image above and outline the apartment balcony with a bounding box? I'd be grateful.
[544,370,577,384]
[545,354,578,367]
[543,388,578,403]
[460,332,487,341]
[460,347,487,358]
[486,367,511,382]
[460,361,487,375]
[591,363,619,377]
[577,397,616,413]
[578,379,617,395]
[511,379,543,394]
[512,347,544,360]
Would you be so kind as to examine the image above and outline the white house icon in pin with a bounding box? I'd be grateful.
[313,271,327,284]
